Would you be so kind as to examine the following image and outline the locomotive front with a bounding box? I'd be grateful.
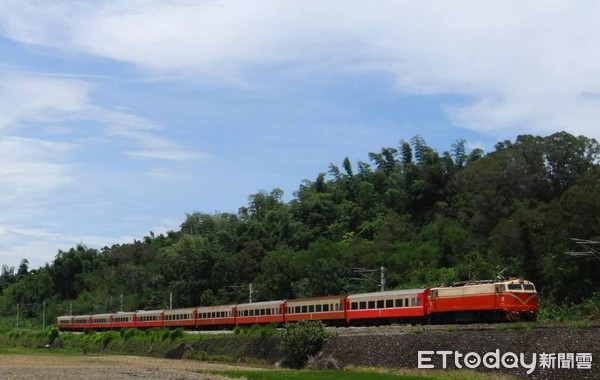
[497,279,538,321]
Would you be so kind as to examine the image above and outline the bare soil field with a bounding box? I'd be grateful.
[0,353,251,380]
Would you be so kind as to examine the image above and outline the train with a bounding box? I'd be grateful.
[56,278,537,331]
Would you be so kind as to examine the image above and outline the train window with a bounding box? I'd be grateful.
[524,284,535,291]
[295,306,301,313]
[350,302,357,310]
[417,298,421,306]
[368,301,375,309]
[411,298,416,306]
[309,305,315,313]
[316,305,322,312]
[495,285,504,293]
[386,299,393,308]
[302,305,308,313]
[266,308,271,315]
[377,300,384,309]
[395,299,402,307]
[248,310,253,316]
[259,309,265,316]
[323,304,330,312]
[359,301,367,309]
[508,284,522,290]
[405,299,409,307]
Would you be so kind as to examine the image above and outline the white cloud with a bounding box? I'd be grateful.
[0,136,74,205]
[2,1,599,139]
[0,73,91,130]
[0,226,143,269]
[101,110,207,161]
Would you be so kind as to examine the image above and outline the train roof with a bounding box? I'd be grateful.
[196,304,236,312]
[136,309,164,315]
[285,295,345,304]
[236,300,284,309]
[91,313,114,318]
[348,288,427,300]
[164,307,197,314]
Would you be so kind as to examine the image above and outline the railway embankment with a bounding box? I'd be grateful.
[171,323,600,379]
[315,323,600,379]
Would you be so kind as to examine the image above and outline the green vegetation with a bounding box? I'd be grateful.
[233,323,278,337]
[279,321,332,368]
[491,322,535,332]
[215,369,431,380]
[0,327,200,357]
[212,368,514,380]
[184,349,236,363]
[1,132,600,326]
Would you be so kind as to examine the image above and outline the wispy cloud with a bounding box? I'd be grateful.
[0,72,91,130]
[100,110,207,162]
[0,136,74,205]
[2,1,599,140]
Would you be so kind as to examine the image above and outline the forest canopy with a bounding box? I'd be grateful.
[1,131,599,322]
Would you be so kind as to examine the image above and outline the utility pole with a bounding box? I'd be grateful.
[169,292,173,310]
[380,266,386,292]
[120,294,123,311]
[249,283,253,303]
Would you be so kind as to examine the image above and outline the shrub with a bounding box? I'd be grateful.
[169,328,185,341]
[279,321,331,369]
[47,327,60,345]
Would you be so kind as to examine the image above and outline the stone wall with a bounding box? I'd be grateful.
[316,326,599,379]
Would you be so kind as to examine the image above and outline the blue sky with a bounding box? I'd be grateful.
[1,1,600,269]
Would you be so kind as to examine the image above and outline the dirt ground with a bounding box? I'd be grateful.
[0,354,254,380]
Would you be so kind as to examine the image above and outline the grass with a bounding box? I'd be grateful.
[212,367,515,380]
[491,322,534,332]
[214,369,433,380]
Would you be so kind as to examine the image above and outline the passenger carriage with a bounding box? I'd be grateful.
[164,307,197,328]
[57,315,74,330]
[196,305,236,328]
[90,313,113,330]
[134,310,164,328]
[110,311,136,329]
[235,300,285,325]
[284,295,346,325]
[346,288,429,325]
[71,314,92,330]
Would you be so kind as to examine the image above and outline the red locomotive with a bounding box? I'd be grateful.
[56,278,537,331]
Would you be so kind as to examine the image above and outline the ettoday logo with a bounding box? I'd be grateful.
[418,350,593,374]
[418,350,537,374]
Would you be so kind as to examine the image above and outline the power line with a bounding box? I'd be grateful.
[566,238,600,260]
